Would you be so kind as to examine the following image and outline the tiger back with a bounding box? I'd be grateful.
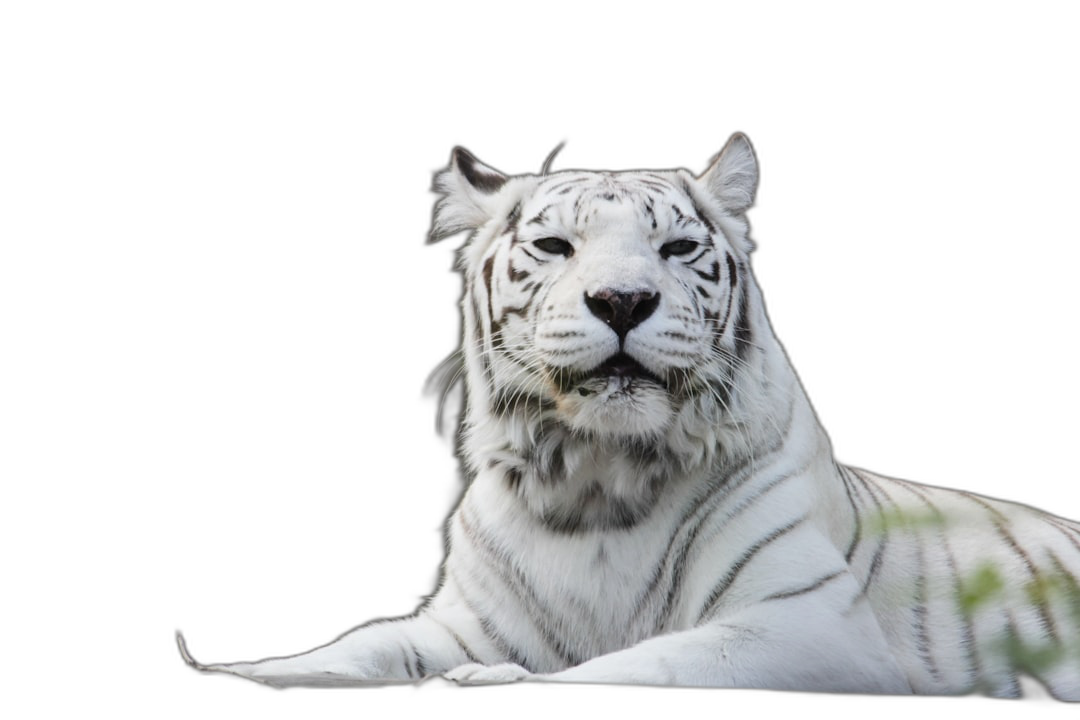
[179,135,1080,700]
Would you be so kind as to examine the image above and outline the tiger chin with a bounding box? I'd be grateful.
[179,135,1080,701]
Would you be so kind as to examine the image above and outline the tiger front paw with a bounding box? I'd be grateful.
[443,662,532,685]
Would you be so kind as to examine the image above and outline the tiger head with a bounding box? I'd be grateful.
[430,135,775,486]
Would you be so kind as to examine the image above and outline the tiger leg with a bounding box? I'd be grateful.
[542,594,908,693]
[177,604,495,688]
[449,576,911,693]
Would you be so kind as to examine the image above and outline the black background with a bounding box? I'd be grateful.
[150,21,1071,708]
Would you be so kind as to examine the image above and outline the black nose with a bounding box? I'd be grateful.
[584,289,661,341]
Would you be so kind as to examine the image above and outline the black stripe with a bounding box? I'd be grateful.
[877,478,941,683]
[1047,517,1080,555]
[520,247,545,264]
[694,206,717,234]
[681,179,717,234]
[536,346,594,358]
[838,466,864,562]
[1046,551,1080,628]
[723,465,804,524]
[954,489,1009,521]
[991,519,1060,642]
[656,458,801,623]
[457,508,583,666]
[572,193,586,224]
[467,291,491,378]
[630,179,673,193]
[1049,548,1080,595]
[505,466,523,491]
[884,478,976,684]
[726,253,737,292]
[482,255,496,323]
[643,201,657,229]
[911,544,938,680]
[508,262,530,282]
[509,280,543,313]
[945,544,982,682]
[403,643,419,677]
[415,648,428,677]
[543,177,588,193]
[671,204,703,229]
[444,565,524,669]
[958,492,1060,642]
[431,616,482,665]
[733,275,753,361]
[861,543,887,599]
[711,255,738,342]
[848,469,890,596]
[629,429,795,628]
[693,261,720,283]
[539,491,649,534]
[527,204,554,226]
[763,569,845,601]
[446,566,524,666]
[538,330,585,339]
[698,516,807,620]
[684,248,709,265]
[1002,617,1062,699]
[1010,673,1054,699]
[458,508,524,596]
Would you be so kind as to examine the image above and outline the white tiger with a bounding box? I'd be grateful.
[178,134,1080,699]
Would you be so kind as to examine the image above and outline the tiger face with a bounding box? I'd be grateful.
[509,173,739,440]
[432,136,760,445]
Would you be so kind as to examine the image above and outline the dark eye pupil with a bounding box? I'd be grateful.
[661,240,697,259]
[534,237,573,256]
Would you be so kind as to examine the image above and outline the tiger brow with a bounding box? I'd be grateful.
[671,203,707,231]
[527,204,556,226]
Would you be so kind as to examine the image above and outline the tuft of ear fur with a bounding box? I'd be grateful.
[429,147,509,242]
[700,133,759,214]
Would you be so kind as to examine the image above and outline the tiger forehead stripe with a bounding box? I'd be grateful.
[542,176,590,194]
[527,204,554,226]
[670,203,705,231]
[635,178,674,193]
[681,180,717,234]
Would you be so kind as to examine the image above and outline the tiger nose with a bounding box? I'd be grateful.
[584,289,661,341]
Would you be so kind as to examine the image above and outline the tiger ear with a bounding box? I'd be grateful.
[699,133,759,214]
[429,147,509,242]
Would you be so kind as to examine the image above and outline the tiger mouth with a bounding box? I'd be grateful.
[562,353,667,397]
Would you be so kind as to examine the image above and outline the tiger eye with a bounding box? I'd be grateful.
[533,237,574,257]
[660,239,698,259]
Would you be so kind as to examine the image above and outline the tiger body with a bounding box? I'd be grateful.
[180,136,1080,699]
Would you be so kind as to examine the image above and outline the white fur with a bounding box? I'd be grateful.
[180,136,1080,700]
